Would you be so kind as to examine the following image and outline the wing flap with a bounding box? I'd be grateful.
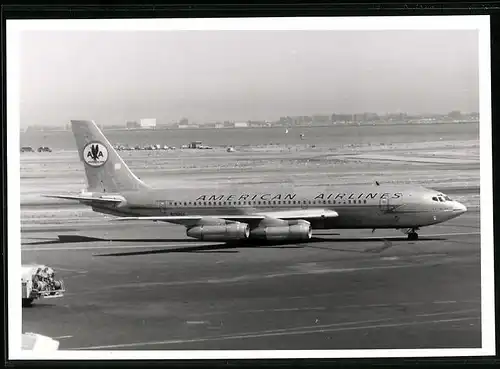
[113,209,338,226]
[257,209,339,220]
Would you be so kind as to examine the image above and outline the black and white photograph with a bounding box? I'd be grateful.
[7,15,494,360]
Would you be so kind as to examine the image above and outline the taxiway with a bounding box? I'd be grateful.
[21,209,481,350]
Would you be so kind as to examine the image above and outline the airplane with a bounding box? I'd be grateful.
[45,120,467,243]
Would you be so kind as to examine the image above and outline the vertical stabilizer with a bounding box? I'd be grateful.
[71,120,150,193]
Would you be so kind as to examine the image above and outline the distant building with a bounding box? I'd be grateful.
[126,121,140,129]
[247,120,266,128]
[234,122,248,128]
[312,115,330,124]
[363,112,380,122]
[140,118,156,129]
[448,110,462,120]
[190,141,202,149]
[331,113,353,124]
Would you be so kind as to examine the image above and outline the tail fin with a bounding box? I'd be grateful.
[70,120,150,193]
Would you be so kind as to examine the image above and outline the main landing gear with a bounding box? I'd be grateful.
[407,229,419,241]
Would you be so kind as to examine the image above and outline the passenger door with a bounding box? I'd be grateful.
[379,195,391,213]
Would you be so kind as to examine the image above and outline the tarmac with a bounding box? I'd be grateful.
[19,128,483,352]
[21,208,481,350]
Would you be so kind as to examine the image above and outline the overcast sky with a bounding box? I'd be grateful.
[19,30,479,127]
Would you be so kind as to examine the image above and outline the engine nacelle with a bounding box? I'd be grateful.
[250,221,312,241]
[187,223,250,241]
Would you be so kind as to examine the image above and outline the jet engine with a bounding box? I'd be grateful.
[187,222,250,241]
[250,220,312,241]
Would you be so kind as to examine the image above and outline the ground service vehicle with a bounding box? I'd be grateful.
[22,265,65,307]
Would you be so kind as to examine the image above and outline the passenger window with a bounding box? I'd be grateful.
[432,197,437,201]
[323,200,326,204]
[188,202,192,205]
[364,200,367,204]
[328,200,331,204]
[203,202,207,206]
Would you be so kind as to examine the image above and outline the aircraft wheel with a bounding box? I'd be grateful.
[407,232,419,241]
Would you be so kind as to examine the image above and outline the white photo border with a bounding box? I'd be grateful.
[7,15,494,360]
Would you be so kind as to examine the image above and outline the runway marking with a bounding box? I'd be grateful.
[414,309,477,318]
[75,262,448,293]
[72,316,479,350]
[196,300,479,317]
[434,300,458,304]
[52,335,73,339]
[186,321,209,325]
[73,317,394,350]
[242,307,327,313]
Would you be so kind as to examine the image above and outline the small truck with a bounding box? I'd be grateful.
[22,265,65,307]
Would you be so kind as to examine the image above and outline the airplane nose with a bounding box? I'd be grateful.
[453,202,467,214]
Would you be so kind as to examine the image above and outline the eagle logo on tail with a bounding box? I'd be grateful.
[83,142,109,167]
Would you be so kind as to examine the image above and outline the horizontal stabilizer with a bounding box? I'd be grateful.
[43,194,124,204]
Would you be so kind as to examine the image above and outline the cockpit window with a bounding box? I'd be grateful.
[433,194,452,202]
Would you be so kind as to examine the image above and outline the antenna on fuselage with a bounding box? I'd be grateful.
[375,181,380,186]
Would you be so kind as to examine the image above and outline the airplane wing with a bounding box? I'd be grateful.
[42,194,124,205]
[114,209,339,227]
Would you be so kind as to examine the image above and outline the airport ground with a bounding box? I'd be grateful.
[19,125,482,350]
